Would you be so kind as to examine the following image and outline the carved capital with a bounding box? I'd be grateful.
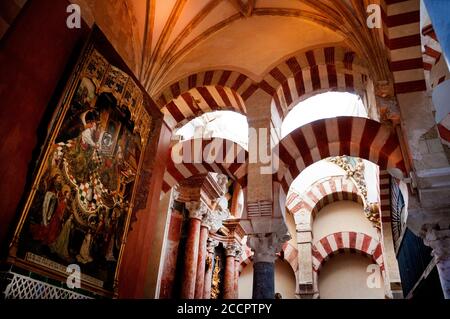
[224,243,240,257]
[423,224,450,262]
[185,201,208,220]
[247,231,290,263]
[206,238,219,254]
[202,205,230,232]
[234,246,243,261]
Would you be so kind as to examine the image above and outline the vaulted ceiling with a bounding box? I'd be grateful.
[71,0,391,98]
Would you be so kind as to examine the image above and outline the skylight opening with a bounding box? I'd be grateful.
[288,157,380,203]
[174,111,249,148]
[281,92,367,138]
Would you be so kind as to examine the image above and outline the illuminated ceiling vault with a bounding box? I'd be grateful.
[70,0,392,98]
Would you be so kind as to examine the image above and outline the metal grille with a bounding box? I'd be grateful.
[391,179,405,249]
[247,200,272,217]
[3,273,92,299]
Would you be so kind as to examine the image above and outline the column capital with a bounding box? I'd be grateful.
[185,201,209,220]
[224,243,241,257]
[247,231,290,263]
[423,225,450,261]
[206,238,219,254]
[201,207,229,232]
[376,96,400,126]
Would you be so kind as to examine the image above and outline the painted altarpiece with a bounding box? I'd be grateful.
[7,38,153,296]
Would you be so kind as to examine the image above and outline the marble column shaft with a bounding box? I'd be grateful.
[223,244,238,299]
[253,262,275,299]
[180,201,207,299]
[194,225,209,298]
[234,258,240,299]
[159,209,183,298]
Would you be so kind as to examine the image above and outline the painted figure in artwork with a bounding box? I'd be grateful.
[15,49,151,290]
[105,206,122,261]
[31,181,71,246]
[77,228,94,264]
[41,174,63,226]
[50,213,74,260]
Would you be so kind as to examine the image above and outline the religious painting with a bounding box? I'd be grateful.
[9,44,152,295]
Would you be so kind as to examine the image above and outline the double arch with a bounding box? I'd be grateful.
[273,116,406,193]
[156,45,371,132]
[260,45,369,126]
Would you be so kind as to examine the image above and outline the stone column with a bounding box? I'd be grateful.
[180,201,208,299]
[234,247,242,299]
[194,214,212,299]
[223,243,239,299]
[248,232,289,299]
[203,238,219,299]
[423,225,450,299]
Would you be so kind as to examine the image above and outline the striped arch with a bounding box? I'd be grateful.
[422,23,443,73]
[157,70,258,107]
[260,46,369,125]
[162,138,248,194]
[160,85,248,130]
[238,246,253,273]
[379,170,391,221]
[312,232,384,272]
[384,0,427,94]
[281,242,299,278]
[274,117,406,193]
[286,176,364,221]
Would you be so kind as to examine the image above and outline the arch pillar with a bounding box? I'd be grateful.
[180,201,208,299]
[294,211,315,298]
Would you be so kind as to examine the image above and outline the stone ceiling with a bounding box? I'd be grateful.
[70,0,391,99]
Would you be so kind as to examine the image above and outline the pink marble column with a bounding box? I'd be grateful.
[203,238,219,299]
[159,208,183,298]
[223,243,238,299]
[234,251,242,299]
[180,201,207,299]
[194,224,210,298]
